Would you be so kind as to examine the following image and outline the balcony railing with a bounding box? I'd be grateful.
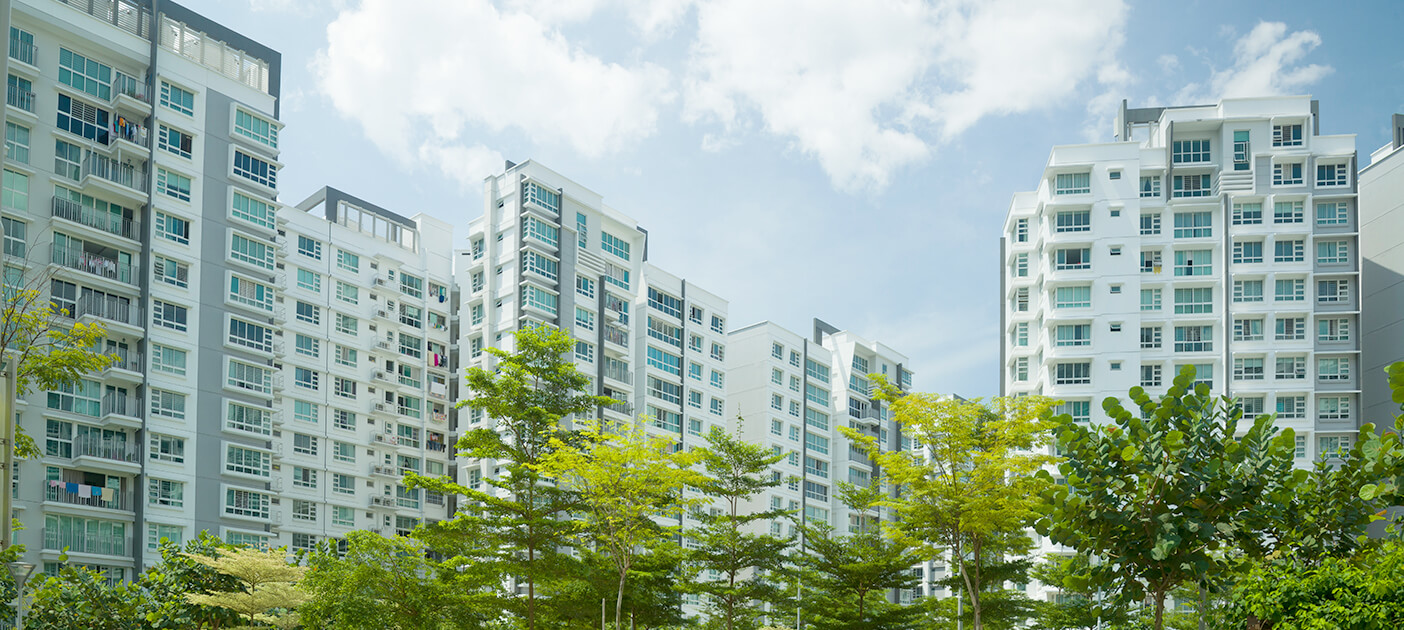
[604,362,630,384]
[6,84,34,113]
[44,527,129,556]
[44,482,132,511]
[52,196,140,240]
[9,36,36,66]
[604,325,629,348]
[112,73,149,103]
[77,295,142,325]
[73,436,138,463]
[51,245,135,285]
[55,0,151,39]
[104,349,143,373]
[101,392,140,419]
[82,153,149,193]
[603,399,634,417]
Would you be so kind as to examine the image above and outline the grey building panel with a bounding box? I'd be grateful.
[161,0,283,117]
[296,186,418,229]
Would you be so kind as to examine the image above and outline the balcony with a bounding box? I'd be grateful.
[51,196,140,241]
[43,527,129,557]
[111,73,151,113]
[81,153,149,197]
[72,436,140,473]
[6,83,35,113]
[604,362,630,384]
[51,245,136,286]
[604,325,629,348]
[76,295,143,333]
[54,0,151,38]
[8,36,36,68]
[101,350,143,382]
[44,482,133,512]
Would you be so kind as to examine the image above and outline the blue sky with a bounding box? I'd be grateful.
[185,0,1404,398]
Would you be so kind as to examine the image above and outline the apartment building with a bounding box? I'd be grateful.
[1002,96,1361,602]
[724,319,916,602]
[1,0,281,579]
[1359,114,1404,425]
[273,187,455,553]
[454,159,730,494]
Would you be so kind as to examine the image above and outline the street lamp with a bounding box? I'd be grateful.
[7,561,35,629]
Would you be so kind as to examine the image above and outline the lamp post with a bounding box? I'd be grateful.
[7,561,35,629]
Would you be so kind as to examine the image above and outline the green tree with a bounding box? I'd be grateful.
[799,483,924,630]
[1029,554,1133,630]
[411,327,611,629]
[1035,367,1298,630]
[137,533,244,629]
[687,423,793,630]
[24,565,141,630]
[1231,539,1404,630]
[183,546,308,629]
[300,530,483,630]
[538,419,703,630]
[850,381,1057,630]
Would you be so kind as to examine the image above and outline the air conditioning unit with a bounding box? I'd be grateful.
[373,433,391,445]
[370,495,394,507]
[374,402,393,414]
[372,464,396,476]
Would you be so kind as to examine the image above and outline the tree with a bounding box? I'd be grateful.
[1029,554,1133,630]
[1231,538,1404,630]
[537,419,703,630]
[850,380,1058,630]
[183,546,308,629]
[1035,367,1298,630]
[24,564,141,630]
[798,483,925,630]
[411,327,612,630]
[299,530,484,630]
[686,423,793,630]
[137,533,244,629]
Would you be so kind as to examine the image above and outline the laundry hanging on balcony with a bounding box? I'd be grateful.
[49,479,118,502]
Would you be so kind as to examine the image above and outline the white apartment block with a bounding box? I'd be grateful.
[1359,114,1404,426]
[1002,96,1361,602]
[2,0,283,580]
[455,159,730,498]
[272,187,454,554]
[724,319,916,602]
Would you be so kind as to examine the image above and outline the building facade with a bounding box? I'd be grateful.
[1002,96,1361,601]
[1359,114,1404,425]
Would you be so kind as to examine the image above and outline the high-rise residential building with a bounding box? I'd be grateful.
[1002,96,1361,601]
[724,319,917,602]
[3,0,281,580]
[454,158,730,503]
[1359,114,1404,425]
[274,187,455,553]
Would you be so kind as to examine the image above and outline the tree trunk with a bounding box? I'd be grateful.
[616,569,627,630]
[528,544,537,630]
[1153,589,1167,630]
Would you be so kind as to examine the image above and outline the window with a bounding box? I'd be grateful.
[287,373,316,400]
[710,342,725,361]
[1054,285,1091,309]
[1172,174,1210,197]
[574,341,594,363]
[150,389,186,419]
[646,346,682,376]
[1054,172,1090,195]
[804,359,830,384]
[1316,202,1348,226]
[1173,212,1212,238]
[230,233,274,269]
[1233,280,1263,303]
[156,168,192,202]
[334,313,357,336]
[1140,288,1161,311]
[294,301,319,325]
[154,256,188,289]
[1275,279,1305,302]
[1173,326,1212,352]
[158,125,193,159]
[333,473,355,495]
[1014,218,1029,242]
[159,81,194,116]
[1275,356,1306,380]
[1317,240,1350,265]
[153,300,188,332]
[1233,318,1264,341]
[1054,248,1090,271]
[1240,397,1266,417]
[524,217,559,247]
[1274,239,1304,263]
[1233,202,1263,225]
[1273,200,1304,224]
[5,122,30,164]
[1318,318,1350,342]
[1012,253,1028,277]
[710,398,723,415]
[1108,169,1121,180]
[790,351,801,368]
[1013,323,1029,347]
[1013,287,1029,312]
[1295,436,1308,459]
[1276,396,1305,419]
[293,433,319,456]
[805,383,829,407]
[1272,123,1302,147]
[1232,240,1263,264]
[292,467,318,490]
[1171,139,1210,163]
[296,269,321,293]
[1319,396,1351,420]
[149,434,185,463]
[332,506,355,528]
[335,281,359,305]
[227,402,271,436]
[226,445,270,477]
[1140,326,1162,349]
[1232,130,1250,170]
[1054,324,1091,347]
[1054,210,1090,232]
[1011,357,1029,382]
[1233,358,1265,381]
[58,48,112,99]
[1054,400,1092,422]
[151,345,187,376]
[1,217,24,258]
[601,232,631,260]
[154,212,190,245]
[0,170,25,214]
[1139,213,1161,235]
[710,370,724,388]
[1054,362,1091,385]
[1316,163,1348,187]
[1318,357,1350,381]
[333,377,356,399]
[295,236,321,261]
[1173,287,1213,314]
[147,523,183,551]
[1273,162,1303,186]
[53,139,81,180]
[229,275,272,311]
[1139,175,1161,198]
[234,108,278,148]
[228,317,273,353]
[1275,317,1305,341]
[1141,364,1162,388]
[1173,249,1211,276]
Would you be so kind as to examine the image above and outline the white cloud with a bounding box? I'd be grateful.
[683,0,1129,192]
[1176,22,1332,103]
[314,0,672,189]
[1158,54,1180,73]
[504,0,695,40]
